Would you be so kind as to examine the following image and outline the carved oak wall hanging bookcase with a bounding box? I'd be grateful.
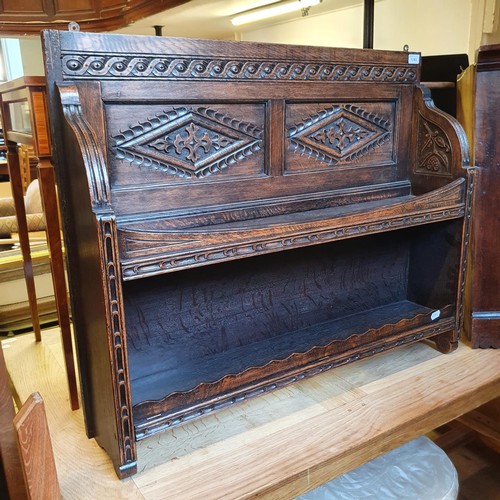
[42,30,474,477]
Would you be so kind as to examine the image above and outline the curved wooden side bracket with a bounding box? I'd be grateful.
[414,85,470,179]
[57,83,111,210]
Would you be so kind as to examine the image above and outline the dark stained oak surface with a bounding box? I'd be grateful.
[42,30,473,477]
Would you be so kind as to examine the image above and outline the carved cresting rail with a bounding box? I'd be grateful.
[43,30,472,477]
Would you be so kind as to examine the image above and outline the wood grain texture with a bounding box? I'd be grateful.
[13,392,61,500]
[37,159,79,411]
[0,342,28,500]
[5,331,500,499]
[0,0,189,35]
[2,333,142,499]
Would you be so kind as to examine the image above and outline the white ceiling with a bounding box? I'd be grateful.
[115,0,362,40]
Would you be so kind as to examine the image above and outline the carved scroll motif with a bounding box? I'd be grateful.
[112,107,263,179]
[288,104,391,165]
[62,53,418,83]
[98,217,136,469]
[416,116,452,176]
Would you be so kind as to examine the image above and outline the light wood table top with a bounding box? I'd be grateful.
[3,329,500,499]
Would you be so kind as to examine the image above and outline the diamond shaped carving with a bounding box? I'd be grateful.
[288,105,391,165]
[112,107,263,178]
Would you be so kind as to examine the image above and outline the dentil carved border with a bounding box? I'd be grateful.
[98,216,137,468]
[121,206,465,279]
[456,168,476,332]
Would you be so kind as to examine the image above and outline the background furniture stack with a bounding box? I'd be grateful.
[0,76,78,409]
[457,44,500,349]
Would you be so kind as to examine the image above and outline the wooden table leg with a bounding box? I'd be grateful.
[6,146,41,341]
[38,159,79,410]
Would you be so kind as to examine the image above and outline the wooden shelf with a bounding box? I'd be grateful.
[120,219,463,439]
[3,329,500,499]
[131,300,437,399]
[119,178,467,279]
[43,32,474,477]
[130,300,455,436]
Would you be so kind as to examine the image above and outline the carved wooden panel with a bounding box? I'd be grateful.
[285,102,396,173]
[108,104,266,187]
[415,116,452,176]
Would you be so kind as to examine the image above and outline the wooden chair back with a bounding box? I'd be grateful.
[0,344,60,499]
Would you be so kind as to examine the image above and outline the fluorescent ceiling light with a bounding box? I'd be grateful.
[231,0,321,26]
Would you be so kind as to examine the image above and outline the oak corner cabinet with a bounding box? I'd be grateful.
[42,30,473,478]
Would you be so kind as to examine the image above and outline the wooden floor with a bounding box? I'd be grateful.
[432,423,500,500]
[2,328,500,499]
[454,439,500,500]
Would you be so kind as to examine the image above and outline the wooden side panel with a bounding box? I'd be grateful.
[44,32,138,478]
[13,393,60,500]
[460,45,500,348]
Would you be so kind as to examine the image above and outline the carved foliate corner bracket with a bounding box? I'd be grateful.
[413,85,470,179]
[416,115,452,176]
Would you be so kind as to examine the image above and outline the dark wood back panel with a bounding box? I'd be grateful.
[64,79,416,223]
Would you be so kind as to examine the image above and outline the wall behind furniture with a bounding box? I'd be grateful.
[240,0,471,56]
[239,3,365,48]
[0,38,44,79]
[19,39,45,76]
[2,0,497,80]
